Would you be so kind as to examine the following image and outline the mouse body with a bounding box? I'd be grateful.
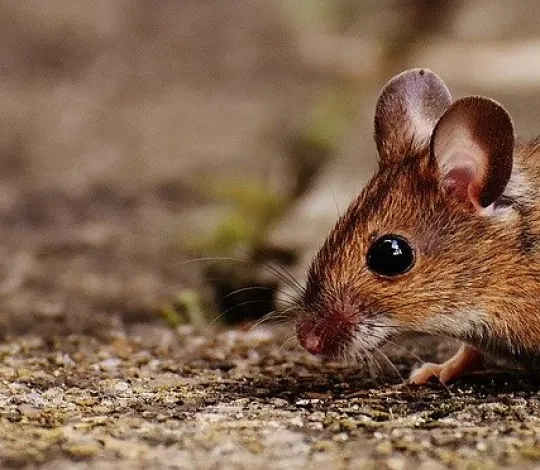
[295,68,540,384]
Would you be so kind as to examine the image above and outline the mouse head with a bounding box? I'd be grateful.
[296,68,516,359]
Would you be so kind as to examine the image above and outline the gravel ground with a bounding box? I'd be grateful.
[0,327,539,469]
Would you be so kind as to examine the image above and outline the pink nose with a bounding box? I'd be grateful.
[297,315,354,357]
[301,330,325,355]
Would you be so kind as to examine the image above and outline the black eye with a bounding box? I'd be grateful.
[367,235,415,277]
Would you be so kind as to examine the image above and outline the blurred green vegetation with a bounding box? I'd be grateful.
[184,178,287,256]
[285,0,366,31]
[160,289,208,328]
[174,85,359,327]
[182,85,358,259]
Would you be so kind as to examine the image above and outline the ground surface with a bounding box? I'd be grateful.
[1,328,540,469]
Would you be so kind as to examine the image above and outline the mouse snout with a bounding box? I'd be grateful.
[297,322,326,355]
[296,314,355,357]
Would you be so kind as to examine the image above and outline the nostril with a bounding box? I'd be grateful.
[297,320,325,355]
[297,315,353,357]
[302,331,325,355]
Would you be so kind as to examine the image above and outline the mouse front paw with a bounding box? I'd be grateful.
[409,362,448,384]
[409,344,483,385]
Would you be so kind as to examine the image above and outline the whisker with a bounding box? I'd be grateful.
[199,274,298,308]
[272,263,305,294]
[250,316,291,331]
[219,286,278,303]
[202,310,233,334]
[279,335,299,352]
[273,290,302,304]
[291,342,305,354]
[275,288,302,304]
[383,338,427,365]
[258,260,305,296]
[329,184,341,218]
[202,299,283,334]
[264,315,294,326]
[363,354,379,386]
[177,256,305,296]
[212,286,299,316]
[249,306,297,330]
[363,350,379,381]
[374,348,405,384]
[369,349,387,380]
[383,338,453,394]
[248,310,278,330]
[201,304,254,334]
[271,298,298,308]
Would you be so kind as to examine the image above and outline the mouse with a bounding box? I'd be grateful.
[294,68,540,384]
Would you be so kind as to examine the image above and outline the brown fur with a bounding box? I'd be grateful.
[297,122,540,366]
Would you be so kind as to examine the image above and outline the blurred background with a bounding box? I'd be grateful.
[0,0,540,336]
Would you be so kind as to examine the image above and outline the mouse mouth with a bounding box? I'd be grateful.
[296,312,396,361]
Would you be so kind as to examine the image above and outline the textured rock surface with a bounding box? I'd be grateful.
[0,329,539,469]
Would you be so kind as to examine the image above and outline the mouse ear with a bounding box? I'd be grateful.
[430,96,515,210]
[374,68,452,163]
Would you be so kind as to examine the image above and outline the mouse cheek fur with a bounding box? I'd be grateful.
[346,320,398,361]
[419,307,492,340]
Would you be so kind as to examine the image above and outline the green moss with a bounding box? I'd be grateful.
[160,289,207,328]
[184,178,287,256]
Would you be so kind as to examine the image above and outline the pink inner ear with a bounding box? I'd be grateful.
[431,96,514,211]
[443,166,476,200]
[435,134,486,208]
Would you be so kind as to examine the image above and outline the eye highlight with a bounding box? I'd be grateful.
[366,234,415,277]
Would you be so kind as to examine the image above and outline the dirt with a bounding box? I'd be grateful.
[0,181,203,337]
[0,328,538,469]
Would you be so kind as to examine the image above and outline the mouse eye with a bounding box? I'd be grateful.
[367,235,414,277]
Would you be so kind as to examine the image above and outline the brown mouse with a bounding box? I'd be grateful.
[295,68,540,384]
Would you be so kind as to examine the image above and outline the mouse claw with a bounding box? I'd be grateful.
[409,344,483,385]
